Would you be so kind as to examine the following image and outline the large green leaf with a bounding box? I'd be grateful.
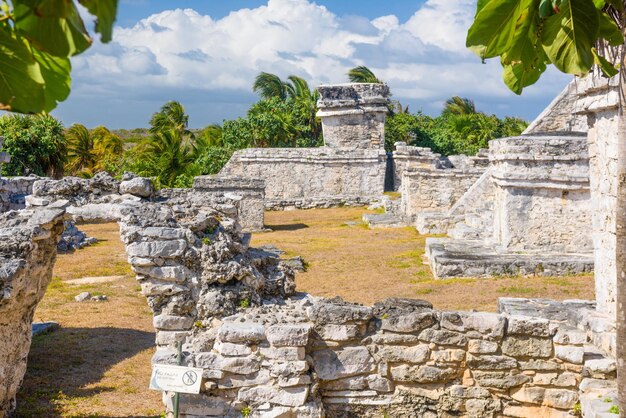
[541,0,599,75]
[32,49,71,112]
[597,11,624,46]
[0,26,45,113]
[591,47,619,77]
[13,0,92,57]
[466,0,529,59]
[502,59,547,94]
[78,0,118,43]
[501,0,541,64]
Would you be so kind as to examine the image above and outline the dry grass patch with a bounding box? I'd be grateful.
[252,207,595,310]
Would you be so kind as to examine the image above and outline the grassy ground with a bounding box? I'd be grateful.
[251,207,595,311]
[15,223,161,418]
[14,207,595,417]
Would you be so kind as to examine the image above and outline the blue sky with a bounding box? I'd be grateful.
[51,0,572,129]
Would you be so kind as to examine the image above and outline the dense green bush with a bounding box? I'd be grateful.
[0,114,66,177]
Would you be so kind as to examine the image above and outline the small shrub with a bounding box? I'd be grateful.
[241,406,251,417]
[381,313,389,320]
[202,237,212,246]
[194,321,204,329]
[571,402,582,416]
[609,405,619,414]
[239,298,250,309]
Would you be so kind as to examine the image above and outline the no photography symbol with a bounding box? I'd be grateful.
[182,370,198,386]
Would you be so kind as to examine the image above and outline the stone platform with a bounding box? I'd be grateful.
[426,238,594,279]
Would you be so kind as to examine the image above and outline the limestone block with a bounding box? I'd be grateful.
[119,177,153,197]
[543,388,578,409]
[366,333,421,345]
[133,265,191,283]
[440,312,506,339]
[269,361,309,377]
[467,339,499,354]
[214,341,253,357]
[471,371,530,389]
[510,386,546,404]
[554,345,585,364]
[126,240,187,258]
[316,324,361,341]
[165,393,231,416]
[278,375,312,387]
[259,346,305,361]
[519,359,559,371]
[153,314,194,331]
[466,354,518,370]
[218,322,265,343]
[311,347,376,381]
[553,328,587,345]
[320,376,368,391]
[307,301,373,324]
[585,358,617,374]
[156,331,188,346]
[372,344,430,363]
[195,352,260,375]
[217,370,271,389]
[266,324,311,347]
[238,386,309,407]
[501,336,553,358]
[366,375,394,392]
[430,349,466,363]
[380,311,436,333]
[390,364,458,383]
[506,316,551,337]
[418,328,467,347]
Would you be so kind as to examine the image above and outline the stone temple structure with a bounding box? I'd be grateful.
[220,84,389,210]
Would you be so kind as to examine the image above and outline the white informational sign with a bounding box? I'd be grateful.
[150,364,203,394]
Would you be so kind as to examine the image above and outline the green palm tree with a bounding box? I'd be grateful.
[66,124,95,175]
[253,72,289,101]
[149,101,194,141]
[140,129,196,187]
[347,66,383,83]
[442,96,477,117]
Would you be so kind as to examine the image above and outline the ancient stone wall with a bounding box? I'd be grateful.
[0,207,66,416]
[220,148,386,210]
[400,169,483,222]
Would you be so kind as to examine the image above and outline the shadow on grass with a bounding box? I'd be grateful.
[266,223,309,231]
[15,327,155,418]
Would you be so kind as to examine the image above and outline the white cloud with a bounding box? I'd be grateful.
[61,0,572,127]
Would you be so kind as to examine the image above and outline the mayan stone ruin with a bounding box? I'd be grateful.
[0,79,623,418]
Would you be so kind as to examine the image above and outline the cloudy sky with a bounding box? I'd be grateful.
[51,0,573,129]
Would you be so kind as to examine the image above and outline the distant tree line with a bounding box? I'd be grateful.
[0,66,527,187]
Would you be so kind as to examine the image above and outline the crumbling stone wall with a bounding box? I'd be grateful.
[0,207,65,416]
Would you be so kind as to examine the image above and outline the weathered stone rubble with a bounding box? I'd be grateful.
[29,172,265,232]
[57,220,98,252]
[0,207,65,416]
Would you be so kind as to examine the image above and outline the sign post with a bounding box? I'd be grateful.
[150,341,202,418]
